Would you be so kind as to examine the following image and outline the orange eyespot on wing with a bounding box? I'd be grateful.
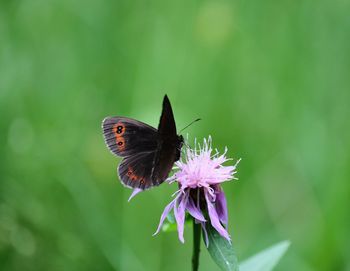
[127,166,139,181]
[112,123,126,151]
[116,137,125,151]
[113,123,125,137]
[126,167,146,185]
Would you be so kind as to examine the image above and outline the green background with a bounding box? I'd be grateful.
[1,0,349,270]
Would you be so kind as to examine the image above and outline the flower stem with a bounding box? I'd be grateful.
[192,218,201,271]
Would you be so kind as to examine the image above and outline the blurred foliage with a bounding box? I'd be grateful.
[0,0,349,270]
[240,241,290,271]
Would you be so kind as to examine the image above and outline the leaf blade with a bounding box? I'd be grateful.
[206,224,239,271]
[240,241,290,271]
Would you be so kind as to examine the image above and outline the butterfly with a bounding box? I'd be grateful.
[102,95,183,190]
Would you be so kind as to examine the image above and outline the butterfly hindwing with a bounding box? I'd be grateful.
[102,117,158,157]
[118,151,157,189]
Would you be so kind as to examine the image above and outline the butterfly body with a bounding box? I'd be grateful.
[102,95,183,190]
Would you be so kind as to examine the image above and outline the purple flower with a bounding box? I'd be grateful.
[154,137,240,244]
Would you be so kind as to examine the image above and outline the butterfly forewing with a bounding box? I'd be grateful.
[157,95,177,136]
[102,117,158,157]
[151,95,183,184]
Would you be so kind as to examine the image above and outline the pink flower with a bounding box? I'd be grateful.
[154,137,240,244]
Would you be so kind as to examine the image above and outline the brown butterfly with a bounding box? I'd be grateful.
[102,95,183,190]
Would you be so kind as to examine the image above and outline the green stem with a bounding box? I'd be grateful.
[192,218,201,271]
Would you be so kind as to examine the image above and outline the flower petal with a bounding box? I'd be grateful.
[201,222,209,247]
[153,196,177,236]
[128,188,142,202]
[174,192,188,243]
[216,190,228,226]
[205,190,230,241]
[186,196,206,222]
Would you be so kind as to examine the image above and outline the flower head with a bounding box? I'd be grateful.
[154,137,240,243]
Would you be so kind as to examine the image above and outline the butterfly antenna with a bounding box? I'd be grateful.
[179,118,201,134]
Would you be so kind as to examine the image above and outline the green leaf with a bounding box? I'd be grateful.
[240,241,290,271]
[206,224,239,271]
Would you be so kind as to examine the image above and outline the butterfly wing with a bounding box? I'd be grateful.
[102,116,159,189]
[151,95,183,184]
[118,152,157,189]
[157,95,177,137]
[102,117,158,157]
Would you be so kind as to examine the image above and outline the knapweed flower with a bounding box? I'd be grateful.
[154,137,240,243]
